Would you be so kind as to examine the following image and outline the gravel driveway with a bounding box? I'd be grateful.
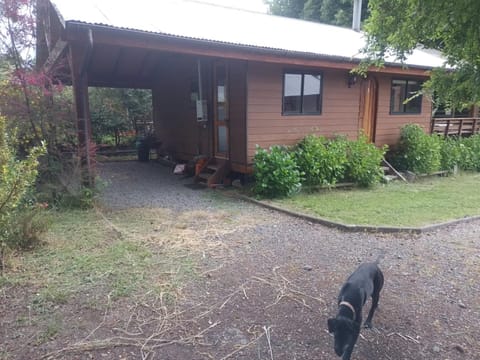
[99,160,221,212]
[98,161,480,360]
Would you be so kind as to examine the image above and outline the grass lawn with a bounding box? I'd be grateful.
[3,207,203,312]
[268,172,480,227]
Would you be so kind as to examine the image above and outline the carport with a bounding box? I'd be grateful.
[36,0,249,186]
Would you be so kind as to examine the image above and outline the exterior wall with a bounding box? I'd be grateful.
[374,75,432,148]
[152,55,432,171]
[228,60,248,172]
[246,62,361,161]
[152,55,247,166]
[153,55,210,161]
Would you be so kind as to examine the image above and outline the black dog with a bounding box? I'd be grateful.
[327,261,384,359]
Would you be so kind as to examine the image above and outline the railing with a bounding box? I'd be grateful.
[430,117,480,137]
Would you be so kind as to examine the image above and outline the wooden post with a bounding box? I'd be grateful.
[472,105,479,117]
[68,29,94,186]
[443,119,448,136]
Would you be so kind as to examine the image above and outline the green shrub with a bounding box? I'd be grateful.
[253,145,302,198]
[440,136,461,173]
[458,134,480,171]
[345,134,387,187]
[0,116,46,270]
[397,124,442,174]
[7,204,50,250]
[294,135,347,186]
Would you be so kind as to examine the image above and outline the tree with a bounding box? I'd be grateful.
[264,0,306,19]
[364,0,480,109]
[265,0,369,27]
[0,0,76,153]
[90,88,152,147]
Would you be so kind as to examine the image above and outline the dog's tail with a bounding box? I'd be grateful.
[374,250,386,265]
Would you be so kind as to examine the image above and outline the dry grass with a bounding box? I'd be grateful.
[1,204,273,359]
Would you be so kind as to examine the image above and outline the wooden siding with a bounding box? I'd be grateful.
[228,60,248,170]
[374,75,432,147]
[246,62,361,160]
[152,55,247,165]
[153,55,208,161]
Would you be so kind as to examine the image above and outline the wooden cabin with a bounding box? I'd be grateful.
[36,0,447,185]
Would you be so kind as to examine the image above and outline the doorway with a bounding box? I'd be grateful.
[213,61,229,159]
[360,77,378,142]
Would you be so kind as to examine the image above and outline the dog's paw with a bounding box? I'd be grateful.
[363,322,373,329]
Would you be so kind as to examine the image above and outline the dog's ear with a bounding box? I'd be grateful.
[327,318,336,333]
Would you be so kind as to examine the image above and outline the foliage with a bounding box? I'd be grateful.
[395,124,441,174]
[264,0,306,19]
[440,136,461,173]
[294,135,347,186]
[364,0,480,108]
[0,115,46,270]
[0,0,36,66]
[344,134,387,187]
[90,88,152,147]
[7,203,50,250]
[458,134,480,171]
[265,0,369,27]
[253,145,302,198]
[1,0,85,204]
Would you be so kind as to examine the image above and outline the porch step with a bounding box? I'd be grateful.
[195,158,230,187]
[381,158,407,183]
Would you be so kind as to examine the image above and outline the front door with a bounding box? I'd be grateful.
[214,61,229,158]
[360,77,378,142]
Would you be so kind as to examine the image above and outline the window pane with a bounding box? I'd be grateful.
[405,81,422,113]
[283,73,302,113]
[391,80,406,113]
[217,125,228,153]
[302,74,321,113]
[217,104,226,121]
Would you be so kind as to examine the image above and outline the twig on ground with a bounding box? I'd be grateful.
[405,334,420,344]
[263,326,274,360]
[83,291,113,341]
[199,263,224,277]
[219,332,266,360]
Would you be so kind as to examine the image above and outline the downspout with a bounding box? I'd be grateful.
[197,59,203,155]
[82,29,94,185]
[197,59,203,103]
[352,0,362,31]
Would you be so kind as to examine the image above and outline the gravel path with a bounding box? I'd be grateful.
[99,161,221,212]
[97,161,480,360]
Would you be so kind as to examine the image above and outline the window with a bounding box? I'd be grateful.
[390,79,422,114]
[283,72,322,115]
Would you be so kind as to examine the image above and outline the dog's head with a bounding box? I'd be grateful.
[327,316,360,357]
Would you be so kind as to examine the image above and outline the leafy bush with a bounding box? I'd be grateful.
[345,134,387,187]
[294,135,347,186]
[0,116,47,270]
[7,204,50,250]
[440,136,461,173]
[458,134,480,171]
[253,145,302,198]
[57,185,99,209]
[396,124,442,174]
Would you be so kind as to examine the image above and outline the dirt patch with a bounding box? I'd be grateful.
[1,162,479,359]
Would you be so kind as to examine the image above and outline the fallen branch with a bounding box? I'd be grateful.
[219,332,266,360]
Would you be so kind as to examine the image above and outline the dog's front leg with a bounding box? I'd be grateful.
[342,343,355,360]
[364,292,380,328]
[342,330,359,360]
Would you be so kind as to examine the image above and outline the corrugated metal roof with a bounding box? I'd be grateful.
[51,0,446,69]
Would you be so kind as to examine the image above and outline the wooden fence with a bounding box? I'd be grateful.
[430,117,480,137]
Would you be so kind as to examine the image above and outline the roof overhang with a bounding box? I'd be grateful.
[64,21,432,83]
[37,0,435,90]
